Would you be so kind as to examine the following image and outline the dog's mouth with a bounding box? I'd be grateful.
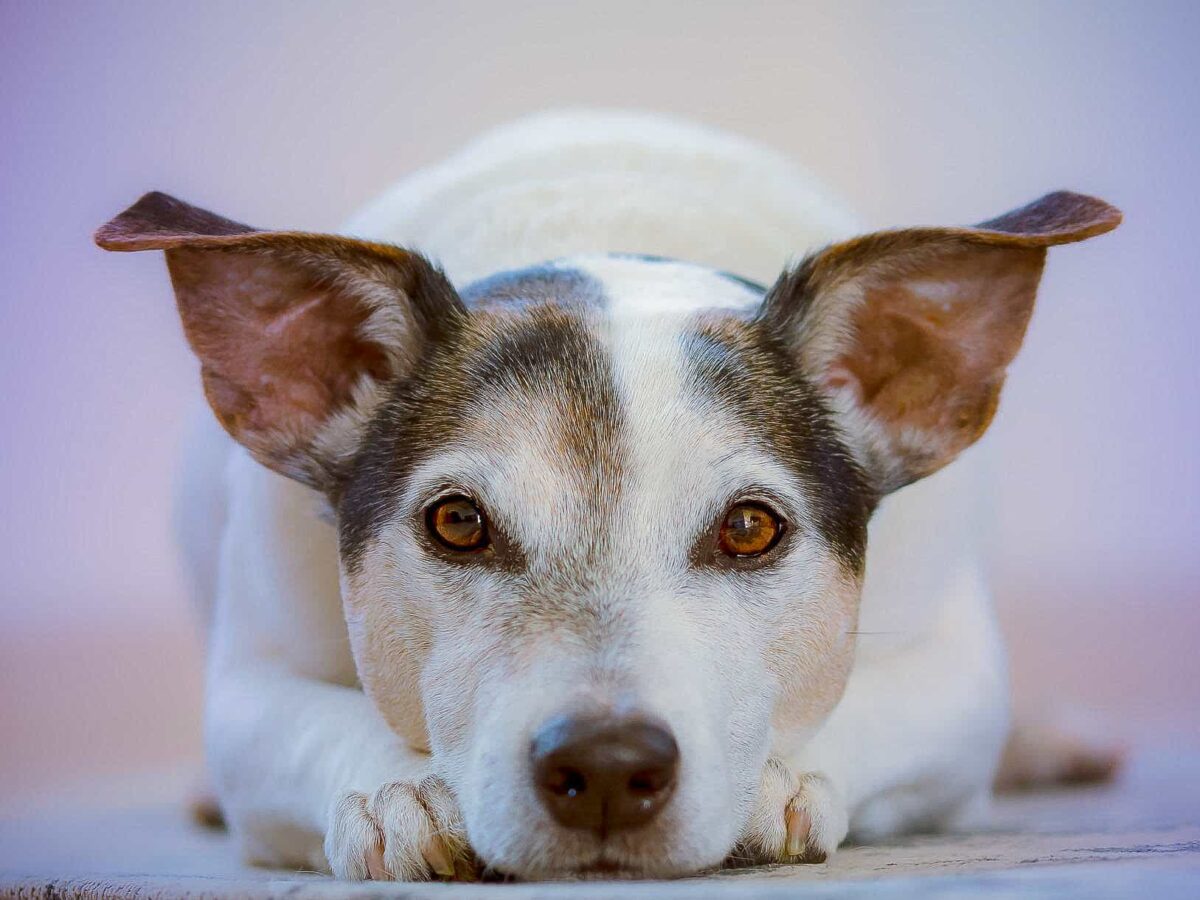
[564,843,707,881]
[491,848,671,881]
[566,858,648,880]
[485,857,648,882]
[572,857,626,877]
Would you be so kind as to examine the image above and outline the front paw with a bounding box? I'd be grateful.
[732,758,849,866]
[325,774,477,881]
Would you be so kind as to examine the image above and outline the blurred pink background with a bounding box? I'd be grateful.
[1,1,1197,811]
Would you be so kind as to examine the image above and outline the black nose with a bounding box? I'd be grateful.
[530,714,679,836]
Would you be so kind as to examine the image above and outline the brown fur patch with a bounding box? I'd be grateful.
[759,191,1121,491]
[95,192,463,488]
[830,245,1044,483]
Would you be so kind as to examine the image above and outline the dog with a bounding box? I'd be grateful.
[95,111,1121,881]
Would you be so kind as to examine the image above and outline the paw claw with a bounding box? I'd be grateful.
[421,835,455,879]
[364,841,388,880]
[784,804,811,857]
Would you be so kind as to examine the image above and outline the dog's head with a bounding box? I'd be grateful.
[97,190,1118,877]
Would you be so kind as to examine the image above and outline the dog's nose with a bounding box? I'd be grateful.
[530,714,679,836]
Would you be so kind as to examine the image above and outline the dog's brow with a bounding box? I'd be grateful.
[400,450,493,515]
[679,442,811,523]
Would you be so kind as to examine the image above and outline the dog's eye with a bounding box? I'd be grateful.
[718,503,783,557]
[426,495,489,552]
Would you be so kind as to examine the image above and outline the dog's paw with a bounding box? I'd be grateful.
[325,775,477,881]
[732,758,848,866]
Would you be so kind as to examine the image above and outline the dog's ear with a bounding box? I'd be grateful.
[760,191,1121,493]
[96,192,463,491]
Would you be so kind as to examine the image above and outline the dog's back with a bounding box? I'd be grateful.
[342,109,857,283]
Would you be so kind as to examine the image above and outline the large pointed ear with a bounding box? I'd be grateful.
[760,191,1121,493]
[96,192,463,491]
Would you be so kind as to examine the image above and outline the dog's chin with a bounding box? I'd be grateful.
[490,846,720,882]
[464,775,741,881]
[563,859,684,881]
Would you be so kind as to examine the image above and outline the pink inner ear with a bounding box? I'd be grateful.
[169,249,391,460]
[828,245,1043,478]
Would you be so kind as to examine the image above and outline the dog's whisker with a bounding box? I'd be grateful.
[845,630,904,636]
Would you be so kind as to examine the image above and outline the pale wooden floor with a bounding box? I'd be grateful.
[1,745,1197,898]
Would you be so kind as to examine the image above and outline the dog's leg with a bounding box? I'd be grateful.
[206,664,475,879]
[204,452,475,880]
[802,563,1011,841]
[740,563,1010,862]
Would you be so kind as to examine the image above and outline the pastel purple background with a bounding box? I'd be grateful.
[1,1,1197,808]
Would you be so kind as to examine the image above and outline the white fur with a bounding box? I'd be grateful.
[186,110,1010,876]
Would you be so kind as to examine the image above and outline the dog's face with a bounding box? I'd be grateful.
[337,256,872,875]
[97,190,1119,878]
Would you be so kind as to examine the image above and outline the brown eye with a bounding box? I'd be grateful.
[426,495,489,551]
[718,503,783,558]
